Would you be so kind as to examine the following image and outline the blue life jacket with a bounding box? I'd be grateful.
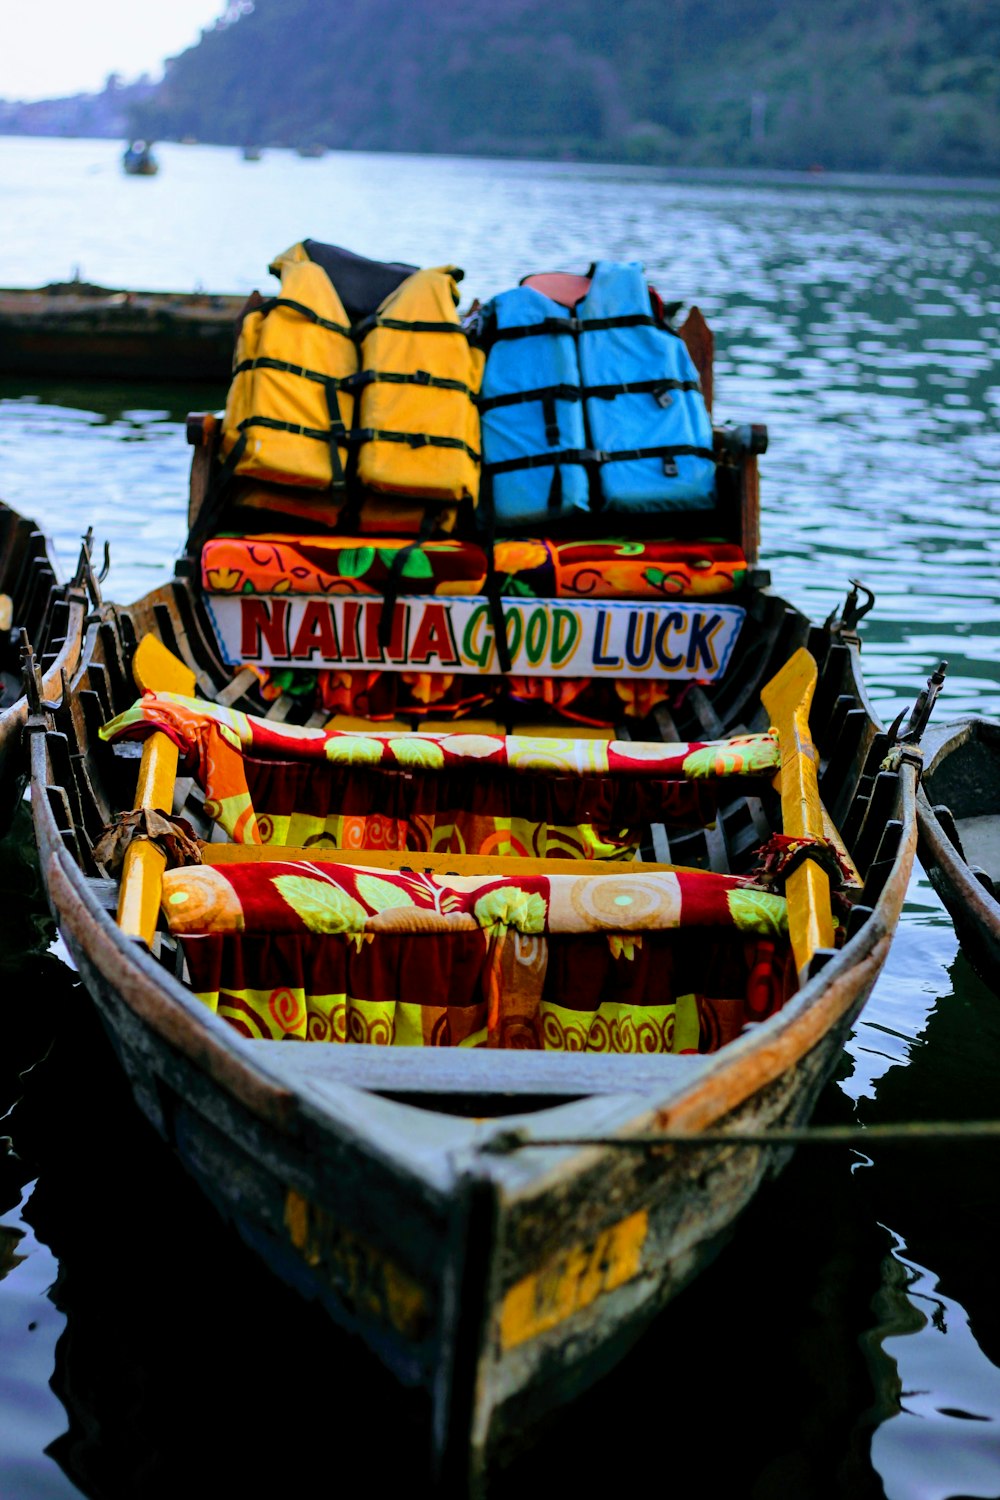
[478,261,715,529]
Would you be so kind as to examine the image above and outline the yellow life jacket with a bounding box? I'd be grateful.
[221,245,357,490]
[357,268,484,506]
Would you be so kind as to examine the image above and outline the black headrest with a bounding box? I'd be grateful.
[302,240,418,323]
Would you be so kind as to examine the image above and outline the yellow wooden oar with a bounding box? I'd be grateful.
[115,636,196,944]
[760,646,835,978]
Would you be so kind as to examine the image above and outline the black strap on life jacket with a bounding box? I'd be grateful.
[350,368,477,398]
[262,296,354,338]
[541,391,560,447]
[587,378,702,403]
[475,471,512,676]
[487,312,664,341]
[354,314,469,340]
[350,428,481,464]
[484,443,714,475]
[377,510,438,652]
[321,376,348,490]
[476,377,701,415]
[476,383,581,412]
[231,354,354,388]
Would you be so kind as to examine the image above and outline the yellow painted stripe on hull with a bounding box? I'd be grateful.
[499,1209,648,1351]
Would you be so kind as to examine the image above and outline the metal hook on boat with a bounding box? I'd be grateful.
[19,629,65,720]
[72,527,94,587]
[71,526,111,610]
[881,660,948,780]
[897,660,948,747]
[825,578,876,646]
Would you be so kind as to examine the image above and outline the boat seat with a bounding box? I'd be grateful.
[200,533,748,601]
[100,688,781,856]
[159,855,794,1053]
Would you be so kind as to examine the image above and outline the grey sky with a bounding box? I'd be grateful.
[0,0,226,101]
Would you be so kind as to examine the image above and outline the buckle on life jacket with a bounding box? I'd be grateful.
[412,369,433,385]
[654,383,674,408]
[405,432,431,448]
[662,457,679,477]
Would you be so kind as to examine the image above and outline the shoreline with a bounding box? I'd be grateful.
[1,131,999,196]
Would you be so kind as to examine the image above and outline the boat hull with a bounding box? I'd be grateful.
[0,502,86,830]
[917,717,1000,992]
[0,285,244,384]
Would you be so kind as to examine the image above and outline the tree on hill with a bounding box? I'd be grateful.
[128,0,1000,175]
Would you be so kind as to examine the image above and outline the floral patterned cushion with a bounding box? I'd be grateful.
[162,860,793,1052]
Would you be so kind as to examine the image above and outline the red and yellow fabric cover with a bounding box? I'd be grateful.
[162,860,794,1052]
[306,664,679,725]
[201,535,747,600]
[100,691,780,858]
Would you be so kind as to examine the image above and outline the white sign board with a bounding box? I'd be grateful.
[206,594,745,682]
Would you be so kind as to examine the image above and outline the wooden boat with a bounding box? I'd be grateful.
[26,302,936,1489]
[0,503,91,831]
[916,716,1000,992]
[0,279,245,384]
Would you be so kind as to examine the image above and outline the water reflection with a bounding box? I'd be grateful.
[0,806,79,1500]
[848,946,1000,1500]
[869,1236,1000,1500]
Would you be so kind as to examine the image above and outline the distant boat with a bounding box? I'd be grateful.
[242,145,263,161]
[123,140,158,176]
[296,143,326,158]
[0,279,245,383]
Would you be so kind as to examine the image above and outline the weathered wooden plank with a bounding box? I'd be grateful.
[249,1040,714,1099]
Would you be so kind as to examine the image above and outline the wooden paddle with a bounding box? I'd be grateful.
[115,636,195,945]
[760,646,835,979]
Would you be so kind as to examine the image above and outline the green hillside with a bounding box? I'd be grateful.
[131,0,1000,175]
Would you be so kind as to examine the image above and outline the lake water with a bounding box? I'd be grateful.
[1,135,999,1498]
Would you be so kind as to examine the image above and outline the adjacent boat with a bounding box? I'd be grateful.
[122,140,158,176]
[0,502,91,831]
[25,294,936,1488]
[0,279,245,384]
[916,715,1000,992]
